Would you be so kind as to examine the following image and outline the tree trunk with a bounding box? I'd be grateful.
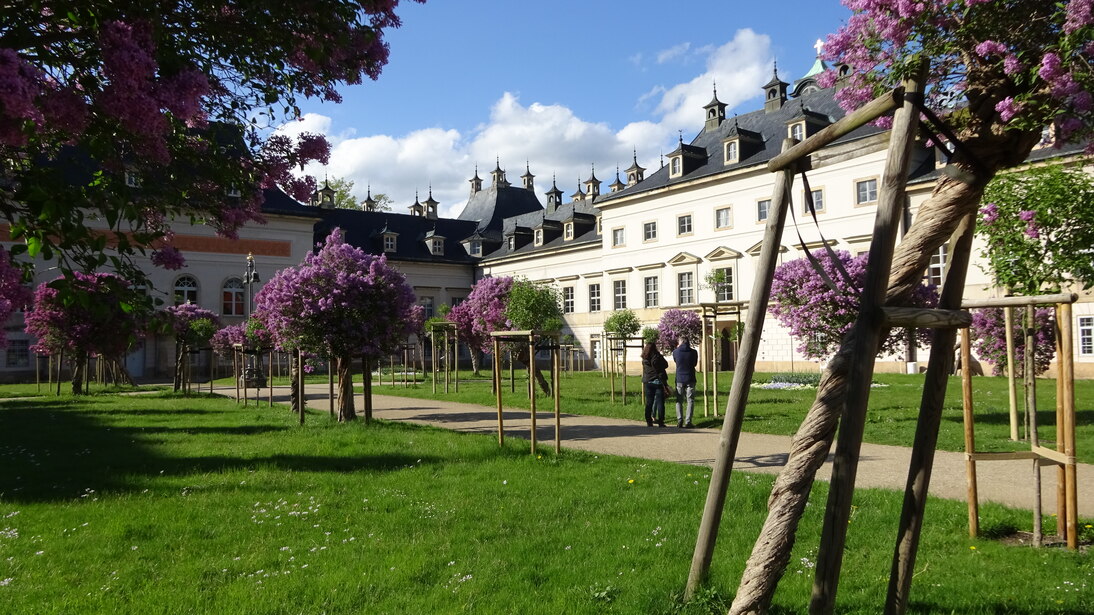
[70,353,86,395]
[729,125,1039,614]
[470,346,483,376]
[337,354,356,422]
[173,343,184,392]
[515,345,550,396]
[289,354,301,414]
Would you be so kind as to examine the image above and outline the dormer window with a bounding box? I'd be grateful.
[469,241,481,256]
[125,171,141,188]
[789,121,805,141]
[383,234,397,253]
[430,238,444,255]
[670,156,682,177]
[534,229,544,246]
[564,223,574,240]
[724,140,739,164]
[507,236,516,251]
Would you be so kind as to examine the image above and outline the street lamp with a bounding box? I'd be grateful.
[242,253,264,388]
[244,252,260,319]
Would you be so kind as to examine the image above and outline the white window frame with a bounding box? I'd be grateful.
[384,234,397,253]
[715,206,732,229]
[789,121,805,141]
[613,279,627,310]
[678,272,694,306]
[757,199,771,222]
[174,275,199,305]
[804,188,825,214]
[564,222,574,240]
[562,287,575,314]
[724,140,739,164]
[1079,316,1094,356]
[855,177,879,205]
[430,238,444,255]
[588,284,601,312]
[534,229,544,246]
[611,227,625,247]
[469,241,482,256]
[715,267,734,302]
[222,277,245,316]
[677,214,693,236]
[643,221,658,242]
[670,156,681,176]
[926,244,948,287]
[644,276,659,308]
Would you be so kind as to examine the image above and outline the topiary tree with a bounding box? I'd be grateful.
[1,1,421,288]
[253,228,423,422]
[769,250,936,360]
[729,3,1094,611]
[24,272,144,394]
[657,309,702,352]
[603,309,640,339]
[970,307,1056,376]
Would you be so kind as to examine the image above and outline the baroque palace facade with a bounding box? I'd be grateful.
[3,59,1093,380]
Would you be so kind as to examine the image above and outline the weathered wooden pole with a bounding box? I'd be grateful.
[1056,323,1067,539]
[810,68,921,615]
[884,214,975,615]
[1004,306,1020,440]
[961,326,980,538]
[493,337,504,446]
[528,335,537,453]
[1026,304,1043,547]
[1059,302,1078,549]
[268,350,273,407]
[363,356,373,424]
[686,138,797,597]
[553,339,561,455]
[328,355,335,416]
[431,330,437,394]
[297,349,305,424]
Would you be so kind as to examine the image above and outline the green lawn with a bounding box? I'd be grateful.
[366,370,1094,465]
[1,391,1089,614]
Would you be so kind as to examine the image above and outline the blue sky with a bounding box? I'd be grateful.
[284,0,853,217]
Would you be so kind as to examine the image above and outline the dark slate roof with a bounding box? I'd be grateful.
[455,183,546,233]
[598,87,885,204]
[907,138,1091,186]
[480,199,601,261]
[259,187,323,218]
[313,208,480,264]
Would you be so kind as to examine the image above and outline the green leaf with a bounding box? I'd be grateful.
[26,236,41,258]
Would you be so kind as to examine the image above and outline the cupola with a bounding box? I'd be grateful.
[763,63,789,113]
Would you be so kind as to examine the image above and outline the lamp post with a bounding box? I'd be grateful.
[243,253,265,388]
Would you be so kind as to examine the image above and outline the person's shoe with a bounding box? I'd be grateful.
[646,420,654,427]
[677,422,684,428]
[684,423,695,428]
[657,421,666,428]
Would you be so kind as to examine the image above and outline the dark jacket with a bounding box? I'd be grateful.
[641,352,668,383]
[673,340,699,385]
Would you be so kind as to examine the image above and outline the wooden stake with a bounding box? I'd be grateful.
[1055,315,1067,539]
[1026,304,1042,547]
[528,336,537,454]
[297,349,305,425]
[553,342,561,455]
[962,326,980,539]
[493,338,504,446]
[364,356,373,424]
[1059,302,1078,549]
[1004,306,1020,440]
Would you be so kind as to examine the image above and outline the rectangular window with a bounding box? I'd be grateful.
[804,189,824,214]
[724,140,738,163]
[926,244,948,287]
[757,199,771,222]
[677,214,693,236]
[596,217,602,234]
[855,178,878,205]
[588,284,601,312]
[1080,316,1094,356]
[469,241,482,256]
[384,235,397,252]
[715,267,734,302]
[534,229,543,246]
[430,239,444,255]
[611,227,625,247]
[790,122,805,141]
[715,207,732,229]
[670,157,681,175]
[613,280,627,310]
[564,223,574,240]
[643,221,657,242]
[562,287,575,314]
[644,276,659,308]
[678,272,694,305]
[5,339,29,368]
[419,296,435,319]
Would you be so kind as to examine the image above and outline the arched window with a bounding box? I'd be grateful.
[174,275,199,305]
[222,277,245,316]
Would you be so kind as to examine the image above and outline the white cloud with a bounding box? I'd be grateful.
[656,42,691,64]
[282,29,773,219]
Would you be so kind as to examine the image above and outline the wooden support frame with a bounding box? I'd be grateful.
[698,302,746,419]
[605,334,643,405]
[489,330,562,455]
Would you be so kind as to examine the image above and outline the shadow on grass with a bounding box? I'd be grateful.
[950,408,1094,427]
[0,400,439,503]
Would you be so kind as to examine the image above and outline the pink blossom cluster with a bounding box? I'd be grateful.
[252,228,423,359]
[820,0,1094,148]
[210,324,246,358]
[24,272,143,358]
[449,276,515,353]
[656,309,701,352]
[970,307,1056,376]
[769,250,937,359]
[0,250,31,349]
[163,303,221,343]
[150,246,186,270]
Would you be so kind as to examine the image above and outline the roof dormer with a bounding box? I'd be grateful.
[667,135,706,179]
[763,63,789,113]
[624,149,645,186]
[722,117,764,166]
[423,229,445,256]
[703,84,727,131]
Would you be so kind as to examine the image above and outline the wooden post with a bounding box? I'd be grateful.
[364,356,373,424]
[233,349,240,402]
[1004,306,1020,440]
[35,353,41,393]
[297,349,305,425]
[57,350,63,396]
[609,340,616,403]
[528,335,537,453]
[493,337,504,446]
[1055,315,1067,539]
[1026,304,1042,547]
[242,350,249,407]
[431,330,437,394]
[454,337,460,393]
[962,327,980,538]
[701,316,709,417]
[712,322,719,418]
[810,67,922,615]
[620,341,627,405]
[686,138,798,597]
[268,351,273,407]
[884,214,977,615]
[443,328,450,394]
[1059,302,1078,549]
[328,356,335,416]
[553,340,561,455]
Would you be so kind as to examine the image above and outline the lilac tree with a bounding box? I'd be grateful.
[24,272,142,393]
[769,250,936,360]
[657,309,701,352]
[0,248,31,349]
[970,307,1056,376]
[729,3,1094,611]
[163,303,221,392]
[1,1,421,288]
[253,229,423,422]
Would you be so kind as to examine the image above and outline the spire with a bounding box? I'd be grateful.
[624,148,645,186]
[520,160,535,191]
[570,177,585,202]
[469,165,483,194]
[545,173,563,213]
[423,185,439,220]
[763,60,789,112]
[362,182,377,211]
[490,157,508,187]
[703,80,727,131]
[609,165,625,193]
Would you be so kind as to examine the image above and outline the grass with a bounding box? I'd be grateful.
[365,370,1094,465]
[1,390,1089,614]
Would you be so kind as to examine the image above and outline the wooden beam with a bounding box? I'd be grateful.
[960,293,1077,309]
[768,88,903,172]
[881,307,971,329]
[967,451,1037,461]
[1031,445,1068,466]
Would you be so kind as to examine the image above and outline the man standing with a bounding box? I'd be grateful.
[672,336,698,428]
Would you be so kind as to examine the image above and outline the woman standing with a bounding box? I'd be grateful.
[641,341,669,427]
